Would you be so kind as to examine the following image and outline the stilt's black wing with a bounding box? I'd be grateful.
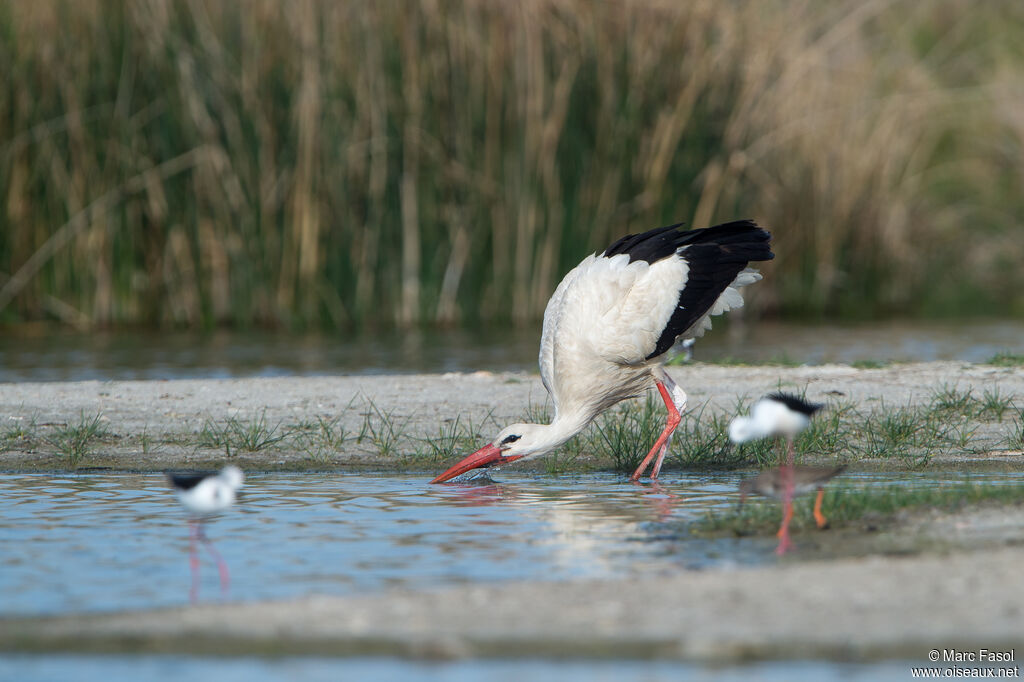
[166,472,213,490]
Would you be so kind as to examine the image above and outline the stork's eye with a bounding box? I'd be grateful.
[500,434,521,445]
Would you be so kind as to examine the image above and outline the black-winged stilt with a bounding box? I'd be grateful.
[166,465,244,602]
[729,392,824,554]
[431,220,773,484]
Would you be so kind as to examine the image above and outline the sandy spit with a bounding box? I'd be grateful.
[1,361,1021,471]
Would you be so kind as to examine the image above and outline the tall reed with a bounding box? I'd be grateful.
[1,0,1023,330]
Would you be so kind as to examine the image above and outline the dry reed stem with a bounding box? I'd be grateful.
[1,0,1022,328]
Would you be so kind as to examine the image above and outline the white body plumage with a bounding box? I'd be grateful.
[729,398,811,443]
[431,220,774,483]
[537,253,760,447]
[169,465,244,517]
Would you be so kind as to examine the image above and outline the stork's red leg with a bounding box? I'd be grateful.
[630,381,681,481]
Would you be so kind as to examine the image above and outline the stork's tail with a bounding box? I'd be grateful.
[677,219,774,265]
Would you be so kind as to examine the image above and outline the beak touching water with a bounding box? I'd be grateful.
[430,443,524,484]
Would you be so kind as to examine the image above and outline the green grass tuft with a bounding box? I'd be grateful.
[850,360,891,369]
[412,416,468,464]
[977,386,1015,422]
[356,399,411,460]
[1,415,40,453]
[987,353,1024,367]
[46,412,110,466]
[591,395,665,473]
[929,384,975,416]
[199,410,288,456]
[1006,413,1024,451]
[289,415,348,463]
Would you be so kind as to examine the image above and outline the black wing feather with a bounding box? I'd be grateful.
[766,392,824,416]
[602,219,773,360]
[166,471,215,490]
[602,223,684,263]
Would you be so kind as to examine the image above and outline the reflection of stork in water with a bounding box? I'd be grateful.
[729,393,824,554]
[166,465,244,602]
[634,480,685,522]
[431,220,773,484]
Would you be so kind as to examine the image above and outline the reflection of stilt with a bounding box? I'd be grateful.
[813,488,828,528]
[188,521,201,603]
[775,488,795,555]
[776,436,796,556]
[738,464,845,555]
[187,520,231,602]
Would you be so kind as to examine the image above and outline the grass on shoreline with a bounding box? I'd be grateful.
[690,480,1024,538]
[1,372,1022,470]
[988,353,1024,368]
[41,412,111,466]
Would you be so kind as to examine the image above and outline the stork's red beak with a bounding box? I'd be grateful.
[430,443,523,484]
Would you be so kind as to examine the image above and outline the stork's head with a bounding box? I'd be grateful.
[430,423,552,483]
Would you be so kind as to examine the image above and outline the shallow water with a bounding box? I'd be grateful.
[4,471,1015,680]
[1,319,1021,382]
[2,470,1021,616]
[0,471,745,615]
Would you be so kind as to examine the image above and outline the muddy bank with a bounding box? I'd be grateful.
[1,362,1022,471]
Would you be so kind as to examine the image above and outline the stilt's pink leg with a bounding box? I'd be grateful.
[198,526,231,596]
[631,381,682,481]
[188,521,201,603]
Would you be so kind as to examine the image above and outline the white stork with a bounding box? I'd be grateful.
[431,220,774,484]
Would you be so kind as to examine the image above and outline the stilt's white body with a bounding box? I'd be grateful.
[728,399,811,444]
[172,465,244,517]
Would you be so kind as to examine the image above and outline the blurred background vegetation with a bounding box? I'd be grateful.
[1,0,1023,332]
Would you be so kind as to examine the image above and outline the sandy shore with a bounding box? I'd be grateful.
[2,361,1022,470]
